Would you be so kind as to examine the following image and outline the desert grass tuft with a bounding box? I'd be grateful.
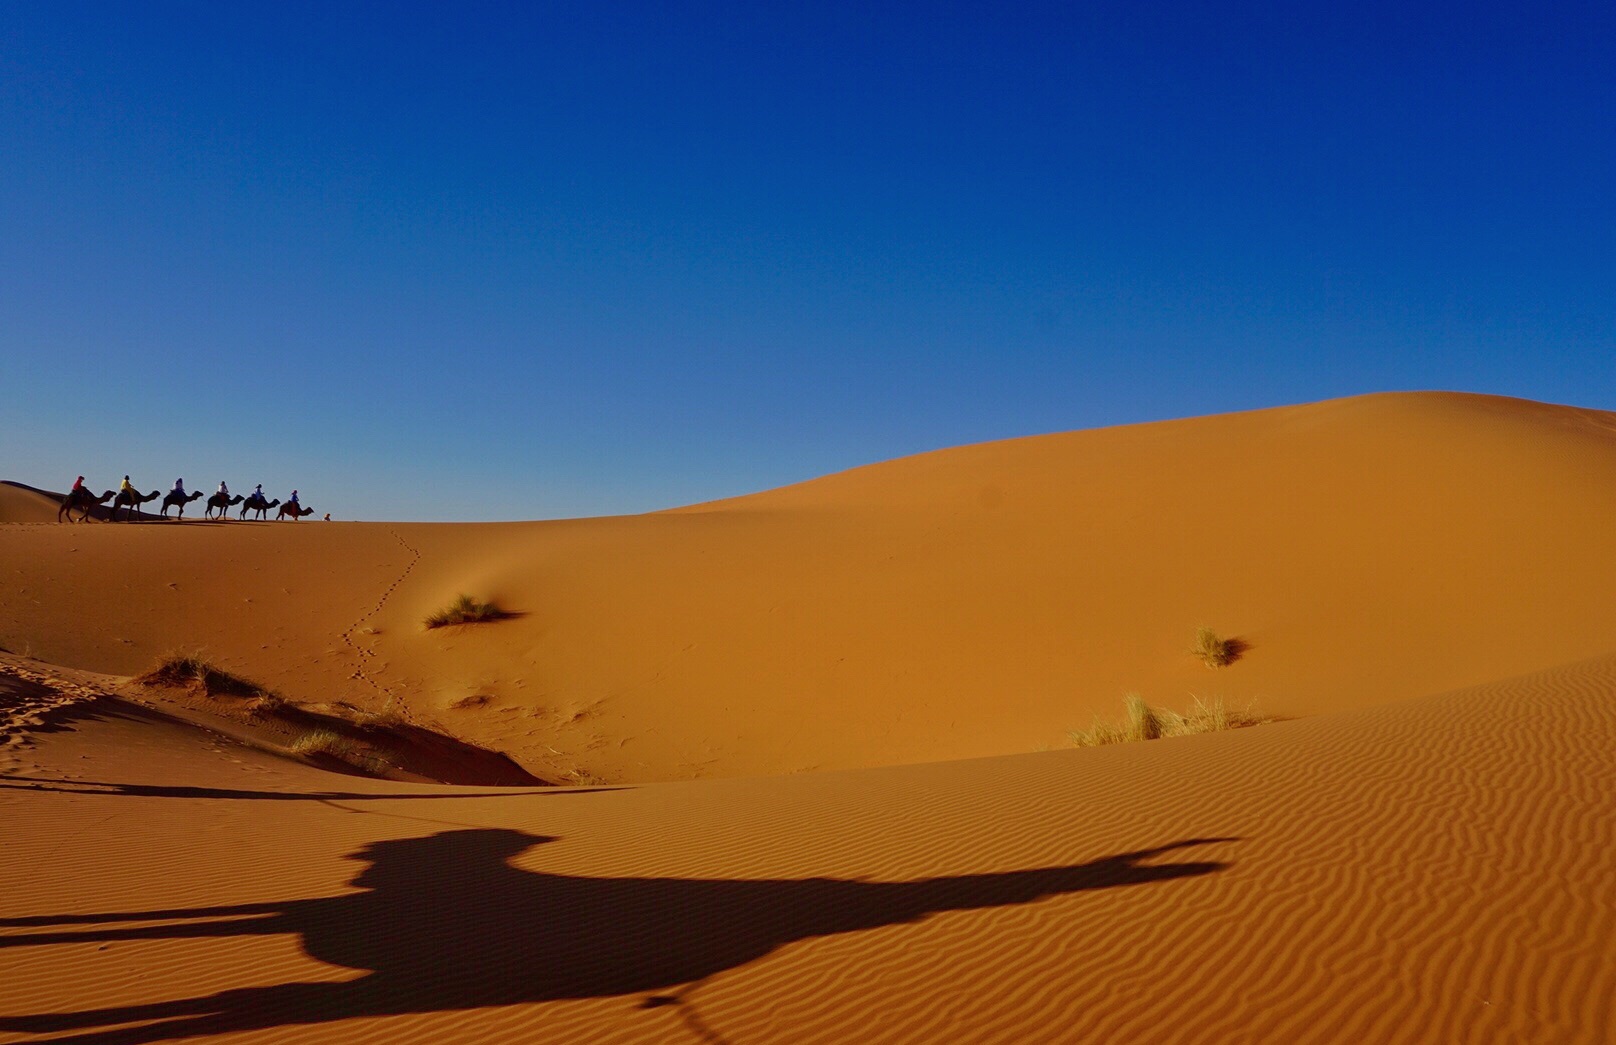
[1068,717,1127,747]
[1071,693,1269,748]
[423,594,510,630]
[138,654,275,701]
[1189,627,1241,668]
[288,729,396,775]
[355,708,408,729]
[1123,692,1163,741]
[245,694,290,718]
[353,694,407,729]
[288,729,357,758]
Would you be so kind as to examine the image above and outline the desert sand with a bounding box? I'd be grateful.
[3,390,1616,1042]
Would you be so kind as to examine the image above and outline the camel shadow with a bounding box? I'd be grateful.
[0,829,1237,1043]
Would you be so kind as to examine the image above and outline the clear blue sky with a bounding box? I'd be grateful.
[3,2,1612,520]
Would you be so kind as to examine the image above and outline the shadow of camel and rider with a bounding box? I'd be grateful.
[0,829,1236,1044]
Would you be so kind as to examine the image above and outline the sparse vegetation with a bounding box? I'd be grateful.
[289,729,357,758]
[1189,627,1242,668]
[353,694,407,729]
[1070,694,1268,748]
[355,708,408,729]
[245,694,290,718]
[138,654,277,701]
[423,594,510,629]
[288,729,396,774]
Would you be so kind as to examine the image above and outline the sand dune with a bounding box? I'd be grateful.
[5,391,1616,1041]
[5,391,1616,782]
[2,647,1613,1042]
[0,483,67,525]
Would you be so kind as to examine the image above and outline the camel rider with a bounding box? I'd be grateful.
[71,476,86,493]
[217,481,230,498]
[173,478,187,497]
[119,475,134,497]
[253,484,265,501]
[287,489,300,507]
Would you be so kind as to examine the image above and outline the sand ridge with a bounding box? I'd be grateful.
[5,392,1616,1040]
[2,649,1614,1042]
[6,391,1616,782]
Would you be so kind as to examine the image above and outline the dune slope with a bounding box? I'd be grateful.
[5,391,1616,781]
[0,483,65,524]
[2,648,1614,1043]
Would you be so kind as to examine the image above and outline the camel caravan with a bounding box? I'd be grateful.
[59,477,317,524]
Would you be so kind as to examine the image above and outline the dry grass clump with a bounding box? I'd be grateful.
[289,729,356,757]
[1189,627,1243,668]
[1070,694,1268,748]
[245,694,290,718]
[138,654,276,701]
[423,594,510,630]
[288,729,396,774]
[352,695,407,729]
[354,709,407,729]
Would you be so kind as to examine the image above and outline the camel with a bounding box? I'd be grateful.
[110,488,161,521]
[277,502,316,521]
[58,488,115,523]
[205,493,244,519]
[161,490,203,518]
[240,494,281,520]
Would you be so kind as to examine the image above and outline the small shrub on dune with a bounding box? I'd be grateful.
[288,730,367,762]
[1068,718,1127,747]
[1123,692,1163,741]
[353,695,407,729]
[356,709,407,729]
[1180,694,1237,734]
[1071,694,1268,748]
[138,655,275,701]
[246,694,290,718]
[289,729,398,775]
[1189,627,1241,668]
[423,594,510,630]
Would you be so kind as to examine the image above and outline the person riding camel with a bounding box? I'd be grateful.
[287,489,300,507]
[173,478,187,496]
[71,476,86,493]
[119,475,134,497]
[253,484,265,501]
[217,481,230,497]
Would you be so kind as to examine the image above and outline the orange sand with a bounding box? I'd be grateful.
[3,391,1616,1041]
[6,392,1616,781]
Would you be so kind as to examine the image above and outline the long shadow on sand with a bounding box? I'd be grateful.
[0,775,574,802]
[0,829,1236,1043]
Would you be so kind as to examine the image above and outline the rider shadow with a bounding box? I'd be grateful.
[0,829,1238,1044]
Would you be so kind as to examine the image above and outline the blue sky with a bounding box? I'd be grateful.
[3,2,1612,520]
